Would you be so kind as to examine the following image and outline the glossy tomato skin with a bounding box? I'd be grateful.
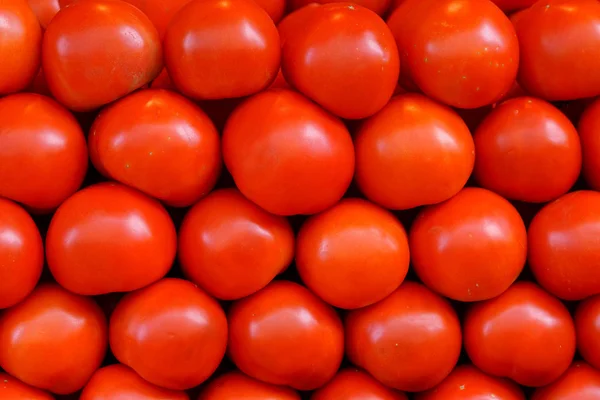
[164,0,280,100]
[223,89,354,216]
[312,368,408,400]
[575,295,600,370]
[228,281,344,391]
[528,191,600,300]
[27,0,59,29]
[464,282,576,387]
[198,371,301,400]
[387,0,519,109]
[346,282,462,392]
[110,278,228,390]
[0,284,107,395]
[0,373,53,400]
[89,89,221,207]
[277,3,320,46]
[289,0,390,16]
[46,182,177,296]
[0,93,87,213]
[296,198,409,309]
[43,0,162,111]
[254,0,285,23]
[355,94,474,210]
[282,3,399,119]
[531,362,600,400]
[515,0,600,101]
[579,98,600,190]
[80,364,189,400]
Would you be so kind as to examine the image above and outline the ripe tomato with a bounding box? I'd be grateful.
[89,89,221,207]
[277,3,320,46]
[198,372,300,399]
[0,373,53,400]
[254,0,285,23]
[164,0,280,100]
[464,282,576,387]
[0,284,107,395]
[474,97,581,203]
[514,0,600,101]
[179,188,294,300]
[312,369,408,400]
[296,198,409,309]
[27,0,59,29]
[528,191,600,300]
[43,0,162,111]
[354,93,474,210]
[110,278,228,390]
[223,89,354,216]
[491,0,536,12]
[0,93,87,213]
[579,98,600,190]
[81,364,189,400]
[387,0,519,109]
[282,3,399,119]
[46,182,177,295]
[532,362,600,400]
[289,0,390,16]
[346,282,462,392]
[575,295,600,370]
[228,281,344,390]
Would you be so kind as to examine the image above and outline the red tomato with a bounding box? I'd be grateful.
[198,372,300,399]
[253,0,286,23]
[289,0,390,16]
[464,282,576,387]
[474,97,581,203]
[312,369,408,400]
[528,191,600,300]
[164,0,280,100]
[0,373,53,400]
[387,0,519,109]
[27,0,59,29]
[179,188,294,300]
[355,93,474,210]
[81,364,189,400]
[0,93,87,213]
[282,3,399,119]
[223,89,354,216]
[575,295,600,370]
[277,3,320,46]
[514,0,600,101]
[228,281,344,390]
[46,182,177,295]
[532,362,600,400]
[43,0,162,111]
[579,98,600,190]
[346,282,462,392]
[491,0,536,12]
[110,278,228,390]
[89,89,221,207]
[0,284,107,395]
[296,198,409,309]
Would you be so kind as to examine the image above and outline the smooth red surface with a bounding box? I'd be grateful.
[532,362,600,400]
[0,373,53,399]
[312,369,408,400]
[198,372,300,400]
[580,98,600,190]
[576,295,600,370]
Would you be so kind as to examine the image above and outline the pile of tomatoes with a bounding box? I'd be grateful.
[1,0,600,398]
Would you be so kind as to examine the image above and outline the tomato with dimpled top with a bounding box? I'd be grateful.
[579,98,600,191]
[575,295,600,370]
[312,369,408,400]
[198,371,300,400]
[532,362,600,400]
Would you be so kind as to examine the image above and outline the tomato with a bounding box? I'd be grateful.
[312,369,408,400]
[164,0,280,100]
[26,68,52,97]
[528,191,600,300]
[579,98,600,191]
[575,295,600,370]
[43,0,162,111]
[355,93,474,210]
[228,281,344,390]
[289,0,390,16]
[0,93,87,213]
[474,97,581,203]
[464,282,576,387]
[89,89,221,207]
[277,3,320,46]
[223,89,354,216]
[387,0,519,109]
[491,0,536,12]
[27,0,59,29]
[253,0,286,23]
[346,281,462,392]
[110,278,228,390]
[296,198,409,309]
[532,362,600,400]
[0,284,107,395]
[282,3,399,119]
[198,371,300,399]
[0,373,53,400]
[179,188,294,300]
[514,0,600,101]
[46,182,177,295]
[81,364,189,400]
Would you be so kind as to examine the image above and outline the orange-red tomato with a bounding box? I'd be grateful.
[474,97,581,202]
[346,282,462,392]
[0,373,53,400]
[355,94,474,210]
[198,372,301,400]
[228,281,344,390]
[528,191,600,300]
[89,89,221,207]
[579,98,600,190]
[27,0,59,29]
[282,3,399,119]
[223,89,354,216]
[277,3,320,46]
[464,282,576,387]
[110,278,228,390]
[289,0,390,15]
[0,93,87,213]
[532,362,600,400]
[253,0,286,22]
[46,182,177,295]
[491,0,536,12]
[575,295,600,370]
[43,0,162,111]
[81,364,189,400]
[164,0,280,100]
[0,284,107,395]
[296,198,409,309]
[312,369,408,400]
